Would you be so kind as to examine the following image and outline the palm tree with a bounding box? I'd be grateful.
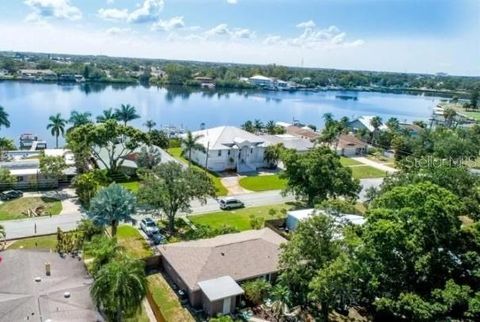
[386,117,400,132]
[87,183,136,237]
[69,111,92,128]
[115,104,140,126]
[253,119,264,133]
[369,116,383,144]
[91,256,147,321]
[0,105,10,130]
[143,120,156,132]
[96,108,118,123]
[47,113,67,148]
[241,120,254,133]
[84,235,124,274]
[265,120,276,134]
[323,113,334,129]
[0,224,5,250]
[180,131,205,166]
[443,107,457,128]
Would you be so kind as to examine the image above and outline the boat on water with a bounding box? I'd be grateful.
[335,95,358,101]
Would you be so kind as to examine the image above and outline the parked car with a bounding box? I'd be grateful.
[219,197,245,210]
[140,218,160,236]
[150,232,165,245]
[0,190,23,201]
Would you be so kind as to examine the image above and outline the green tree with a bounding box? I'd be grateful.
[66,120,147,174]
[87,183,136,237]
[84,235,124,274]
[39,155,67,187]
[115,104,140,126]
[73,170,108,207]
[0,168,15,192]
[147,129,169,149]
[0,105,10,130]
[370,116,383,144]
[443,107,457,128]
[90,256,147,321]
[180,131,205,166]
[47,113,67,148]
[265,120,276,134]
[143,119,156,132]
[96,108,118,123]
[241,120,255,133]
[254,119,264,133]
[470,88,479,109]
[0,224,5,245]
[243,279,272,305]
[136,146,162,170]
[281,147,360,206]
[264,143,285,169]
[386,117,400,132]
[69,111,92,128]
[138,162,216,234]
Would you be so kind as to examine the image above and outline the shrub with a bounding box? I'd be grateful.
[242,279,272,305]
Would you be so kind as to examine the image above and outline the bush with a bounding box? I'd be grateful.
[242,278,272,305]
[249,215,265,229]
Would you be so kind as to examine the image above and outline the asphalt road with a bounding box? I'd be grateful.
[1,178,383,240]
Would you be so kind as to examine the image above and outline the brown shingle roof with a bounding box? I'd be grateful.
[158,228,286,291]
[285,126,320,140]
[337,134,367,149]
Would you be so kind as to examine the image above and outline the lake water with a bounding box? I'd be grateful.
[0,81,439,147]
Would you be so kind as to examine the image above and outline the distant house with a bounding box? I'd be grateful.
[249,75,274,87]
[399,122,423,137]
[286,209,365,232]
[0,250,103,322]
[18,69,57,81]
[335,134,368,156]
[184,126,270,173]
[285,125,320,140]
[262,134,314,153]
[158,228,287,316]
[347,116,388,133]
[0,149,76,190]
[19,133,47,150]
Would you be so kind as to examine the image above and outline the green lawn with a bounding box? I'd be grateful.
[340,157,363,166]
[119,181,140,192]
[189,203,292,231]
[463,111,480,121]
[239,175,287,191]
[116,225,153,259]
[167,147,228,196]
[0,197,62,221]
[148,274,195,322]
[8,234,57,250]
[350,165,386,179]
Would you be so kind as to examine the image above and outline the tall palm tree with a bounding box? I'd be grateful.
[443,107,457,128]
[69,111,92,128]
[253,119,264,133]
[323,113,334,129]
[180,131,205,166]
[143,120,156,132]
[47,113,67,148]
[369,116,383,144]
[241,120,254,133]
[96,108,118,123]
[84,235,124,274]
[115,104,140,126]
[265,120,276,134]
[0,105,10,130]
[91,256,147,321]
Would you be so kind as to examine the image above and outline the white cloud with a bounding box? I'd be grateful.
[296,20,316,29]
[98,8,129,21]
[263,35,282,45]
[226,0,238,4]
[127,0,164,24]
[204,24,254,39]
[232,28,255,39]
[151,16,185,31]
[105,27,131,35]
[205,23,230,37]
[24,0,82,22]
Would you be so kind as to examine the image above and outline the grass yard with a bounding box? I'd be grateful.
[0,197,62,221]
[340,157,363,166]
[8,234,57,250]
[350,165,386,179]
[239,174,287,192]
[189,203,292,231]
[119,181,140,192]
[116,225,153,259]
[463,111,480,121]
[148,274,195,322]
[167,147,228,196]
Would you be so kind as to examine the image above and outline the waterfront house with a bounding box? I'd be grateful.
[347,116,388,133]
[334,134,368,156]
[286,209,365,232]
[0,250,103,322]
[184,126,269,173]
[262,134,314,153]
[249,75,274,88]
[19,133,47,150]
[158,228,286,316]
[18,69,57,81]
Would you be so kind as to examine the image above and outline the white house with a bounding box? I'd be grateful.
[347,116,388,133]
[286,209,365,232]
[334,134,368,157]
[248,75,274,88]
[185,126,269,173]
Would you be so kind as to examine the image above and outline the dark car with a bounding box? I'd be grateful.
[0,190,23,201]
[150,232,165,245]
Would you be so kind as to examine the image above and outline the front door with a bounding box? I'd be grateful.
[222,297,231,314]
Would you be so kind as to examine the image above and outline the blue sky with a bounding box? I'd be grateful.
[0,0,478,75]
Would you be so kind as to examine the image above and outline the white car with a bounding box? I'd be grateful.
[219,197,245,210]
[140,218,160,236]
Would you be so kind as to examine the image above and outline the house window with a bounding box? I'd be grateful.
[218,150,222,157]
[250,148,253,154]
[227,150,231,156]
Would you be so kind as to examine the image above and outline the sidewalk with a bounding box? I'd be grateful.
[351,157,397,174]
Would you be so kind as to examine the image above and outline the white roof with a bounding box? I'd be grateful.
[353,116,388,132]
[198,276,244,301]
[189,126,266,150]
[275,121,292,128]
[249,75,272,81]
[288,209,365,225]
